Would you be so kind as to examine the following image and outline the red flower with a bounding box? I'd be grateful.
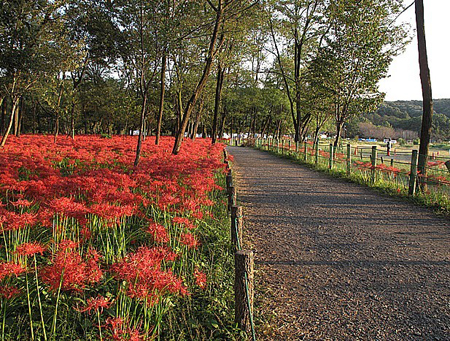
[104,317,144,341]
[10,199,33,207]
[0,262,27,280]
[110,246,187,300]
[75,295,111,314]
[40,248,102,292]
[0,285,21,299]
[14,242,46,257]
[0,211,37,231]
[58,239,79,250]
[172,217,195,230]
[180,233,200,249]
[146,221,169,243]
[194,268,207,289]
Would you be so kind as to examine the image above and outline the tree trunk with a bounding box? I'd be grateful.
[212,63,225,144]
[70,102,76,139]
[134,94,148,167]
[54,111,60,143]
[334,121,343,148]
[32,100,37,134]
[155,53,167,145]
[0,96,6,135]
[260,115,271,137]
[17,97,23,137]
[172,5,224,154]
[415,0,433,190]
[218,108,227,140]
[13,98,20,136]
[191,98,204,140]
[276,120,281,139]
[175,91,183,132]
[1,98,19,147]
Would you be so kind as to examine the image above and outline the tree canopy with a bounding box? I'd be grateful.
[0,0,414,155]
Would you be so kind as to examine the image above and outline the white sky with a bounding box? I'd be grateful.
[378,0,450,101]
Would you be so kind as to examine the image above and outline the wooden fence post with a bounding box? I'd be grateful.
[231,206,243,249]
[315,142,319,165]
[235,250,254,337]
[226,172,233,190]
[371,146,377,183]
[329,144,334,169]
[228,186,236,211]
[347,144,351,176]
[409,150,418,195]
[304,141,308,162]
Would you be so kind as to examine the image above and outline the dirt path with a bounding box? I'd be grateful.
[228,146,450,340]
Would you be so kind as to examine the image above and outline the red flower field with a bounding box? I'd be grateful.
[0,135,226,340]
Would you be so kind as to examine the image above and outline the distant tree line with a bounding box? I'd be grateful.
[345,99,450,141]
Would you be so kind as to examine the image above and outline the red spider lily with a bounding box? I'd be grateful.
[40,248,102,292]
[172,217,195,230]
[427,174,450,186]
[374,164,403,177]
[90,203,137,221]
[225,155,234,162]
[58,239,79,250]
[193,268,207,289]
[0,135,228,338]
[0,285,21,299]
[10,199,33,207]
[47,197,89,221]
[146,221,169,243]
[14,242,46,257]
[354,161,373,170]
[110,246,187,300]
[0,210,37,231]
[80,226,92,241]
[191,210,203,220]
[179,233,200,249]
[0,262,27,280]
[104,317,144,341]
[75,295,111,314]
[335,152,346,160]
[36,208,54,228]
[427,160,444,168]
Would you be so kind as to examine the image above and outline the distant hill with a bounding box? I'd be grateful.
[356,99,450,140]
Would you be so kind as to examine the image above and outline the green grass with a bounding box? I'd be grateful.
[158,173,244,341]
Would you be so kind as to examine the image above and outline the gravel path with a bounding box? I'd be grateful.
[228,146,450,340]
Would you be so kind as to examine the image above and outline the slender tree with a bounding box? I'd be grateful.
[172,0,257,154]
[0,1,65,146]
[415,0,433,190]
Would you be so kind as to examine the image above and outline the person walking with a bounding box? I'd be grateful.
[386,138,392,156]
